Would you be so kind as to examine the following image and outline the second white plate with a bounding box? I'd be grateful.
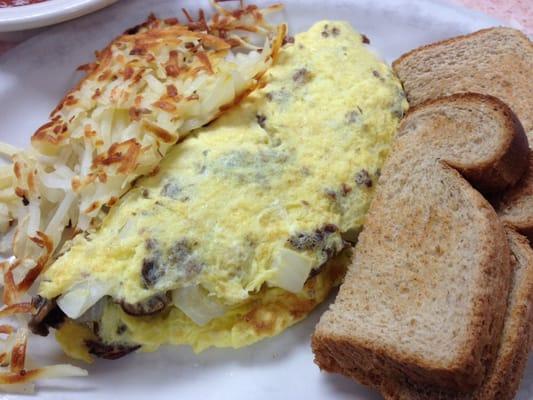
[0,0,118,32]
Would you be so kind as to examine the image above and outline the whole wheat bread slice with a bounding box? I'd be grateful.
[312,94,529,393]
[393,27,533,241]
[392,27,533,135]
[381,227,533,400]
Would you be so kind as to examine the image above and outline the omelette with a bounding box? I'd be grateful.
[32,21,407,362]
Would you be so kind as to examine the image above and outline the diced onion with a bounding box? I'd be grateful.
[171,285,226,326]
[268,248,316,293]
[57,281,111,319]
[76,297,106,323]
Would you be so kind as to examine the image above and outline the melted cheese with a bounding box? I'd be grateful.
[43,21,407,355]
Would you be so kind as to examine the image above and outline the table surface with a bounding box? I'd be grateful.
[451,0,532,33]
[0,0,531,56]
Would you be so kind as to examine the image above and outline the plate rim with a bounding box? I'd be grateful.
[0,0,118,32]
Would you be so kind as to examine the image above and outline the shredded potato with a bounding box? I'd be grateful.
[0,325,87,393]
[0,1,284,390]
[0,143,21,160]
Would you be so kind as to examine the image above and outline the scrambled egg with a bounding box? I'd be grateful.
[57,254,348,362]
[44,21,407,360]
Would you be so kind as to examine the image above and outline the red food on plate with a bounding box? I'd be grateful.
[0,0,46,7]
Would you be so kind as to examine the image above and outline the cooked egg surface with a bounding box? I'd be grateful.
[42,21,407,354]
[56,254,347,361]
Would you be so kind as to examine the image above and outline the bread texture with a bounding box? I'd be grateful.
[392,27,533,135]
[498,154,533,242]
[381,227,533,400]
[392,26,533,241]
[312,94,529,393]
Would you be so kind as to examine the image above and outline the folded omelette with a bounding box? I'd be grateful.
[33,21,407,362]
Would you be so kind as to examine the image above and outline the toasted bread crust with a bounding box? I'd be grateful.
[401,94,529,193]
[393,27,533,244]
[380,228,533,400]
[318,167,511,391]
[498,153,533,242]
[312,94,527,393]
[392,27,532,77]
[392,27,533,135]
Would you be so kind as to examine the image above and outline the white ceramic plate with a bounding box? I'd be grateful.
[0,0,118,32]
[0,0,531,399]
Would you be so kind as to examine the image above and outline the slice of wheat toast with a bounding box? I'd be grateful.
[392,26,533,243]
[392,27,533,135]
[381,227,533,400]
[312,94,529,393]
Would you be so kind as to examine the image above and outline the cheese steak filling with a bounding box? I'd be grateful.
[36,21,408,361]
